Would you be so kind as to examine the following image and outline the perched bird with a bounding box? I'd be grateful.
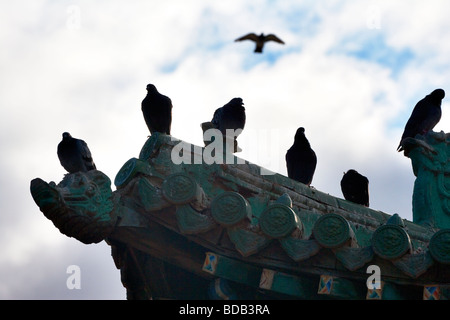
[202,98,246,152]
[234,32,285,53]
[57,132,96,174]
[141,84,173,135]
[285,127,317,186]
[397,88,445,152]
[340,170,369,207]
[212,98,246,134]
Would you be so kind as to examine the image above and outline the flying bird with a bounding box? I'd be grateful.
[202,97,246,152]
[285,127,317,186]
[57,132,96,174]
[234,33,285,53]
[340,169,369,207]
[397,88,445,152]
[141,84,173,135]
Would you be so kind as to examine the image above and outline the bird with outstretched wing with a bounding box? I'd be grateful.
[235,32,285,53]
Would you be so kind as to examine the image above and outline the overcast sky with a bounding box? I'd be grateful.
[1,0,450,299]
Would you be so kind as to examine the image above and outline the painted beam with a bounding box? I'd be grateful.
[202,252,262,288]
[259,269,317,299]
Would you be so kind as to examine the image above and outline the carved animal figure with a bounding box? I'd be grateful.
[397,88,445,152]
[234,33,285,53]
[142,84,173,135]
[340,169,369,207]
[285,127,317,186]
[57,132,96,173]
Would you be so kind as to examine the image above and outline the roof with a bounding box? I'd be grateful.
[30,132,450,300]
[111,133,450,299]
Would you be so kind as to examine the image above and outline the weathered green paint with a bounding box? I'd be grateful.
[403,131,450,228]
[259,269,317,299]
[372,225,412,260]
[175,205,216,234]
[392,251,434,278]
[210,191,252,227]
[138,177,170,211]
[428,229,450,264]
[312,213,356,249]
[275,193,293,207]
[318,275,366,299]
[279,237,321,262]
[367,282,421,300]
[202,252,262,288]
[30,170,115,244]
[259,204,302,239]
[226,226,272,257]
[371,213,412,260]
[333,246,374,271]
[162,172,203,205]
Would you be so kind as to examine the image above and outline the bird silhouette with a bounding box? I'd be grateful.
[340,170,369,207]
[397,88,445,152]
[235,33,285,53]
[57,132,96,174]
[285,127,317,186]
[141,84,173,135]
[202,98,246,152]
[212,98,246,134]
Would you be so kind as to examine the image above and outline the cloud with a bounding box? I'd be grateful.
[0,239,124,299]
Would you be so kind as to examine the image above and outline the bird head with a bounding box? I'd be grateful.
[429,88,445,104]
[62,132,72,140]
[431,89,445,100]
[146,84,157,92]
[229,97,244,107]
[294,127,306,142]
